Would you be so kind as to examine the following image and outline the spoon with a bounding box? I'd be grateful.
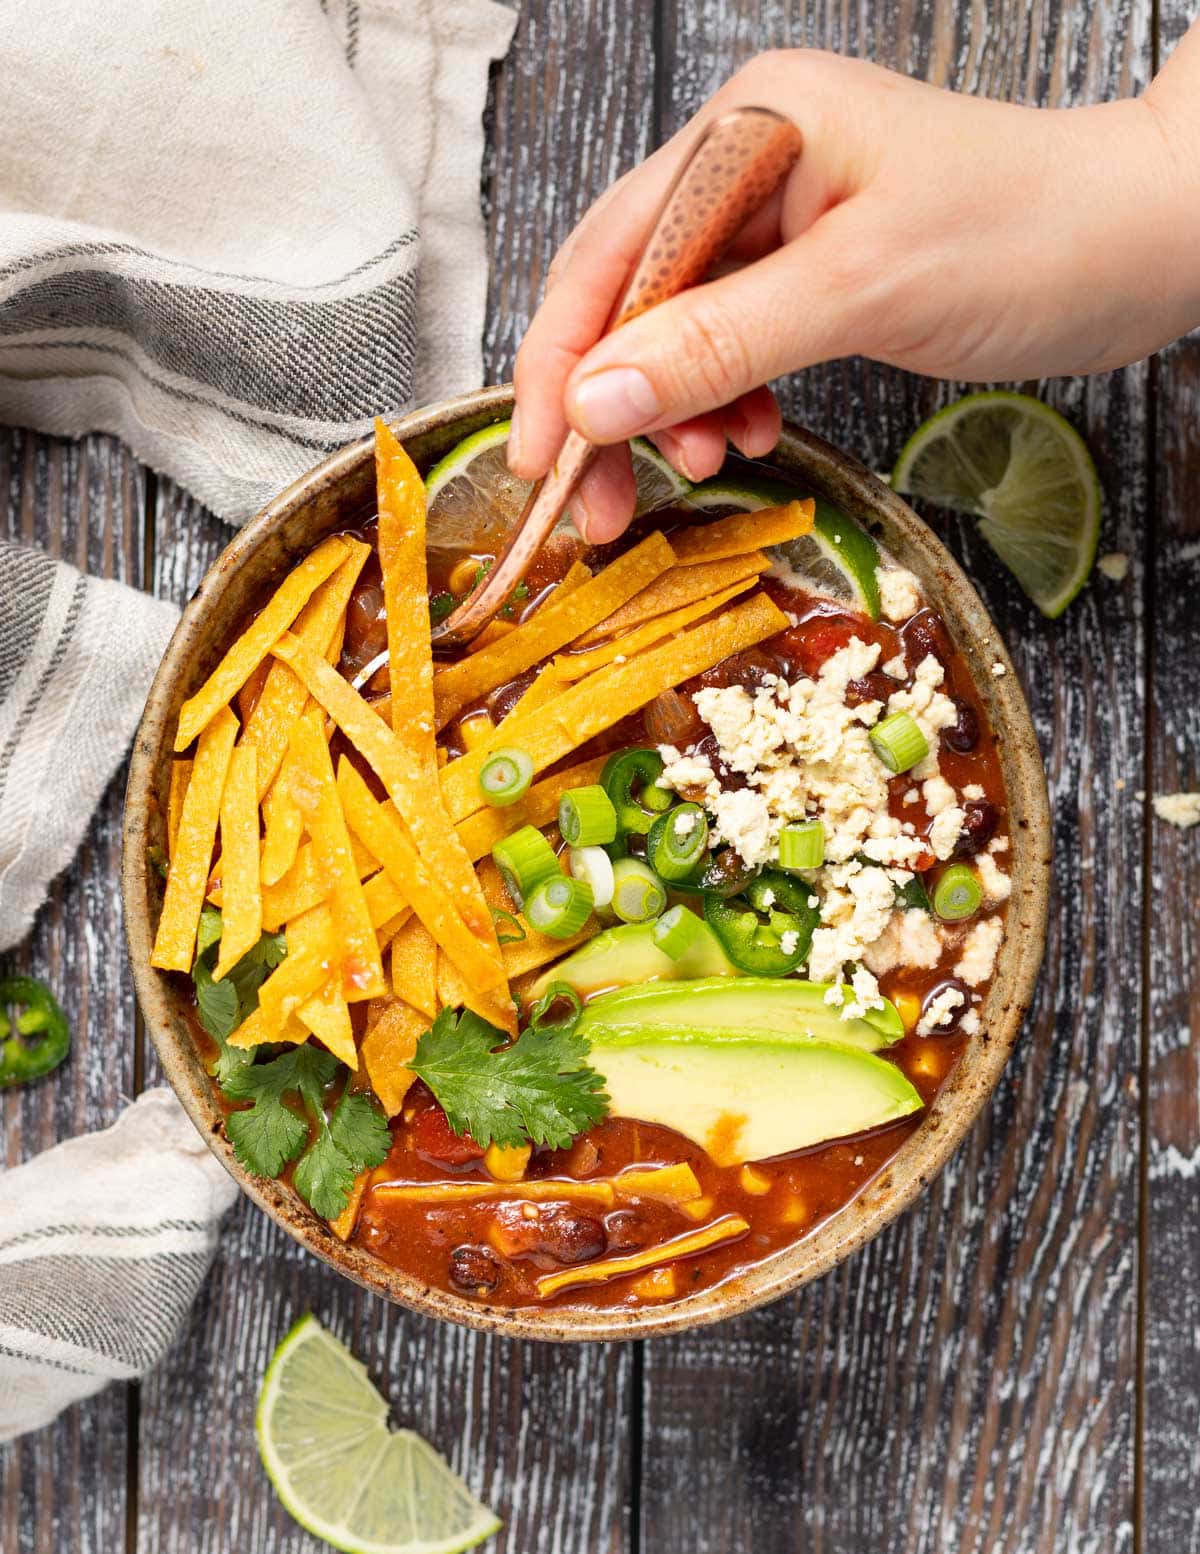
[430,104,803,651]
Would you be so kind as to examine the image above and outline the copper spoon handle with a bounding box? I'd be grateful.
[430,104,803,650]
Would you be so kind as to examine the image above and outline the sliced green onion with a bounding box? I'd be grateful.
[932,864,983,922]
[491,825,560,909]
[610,857,668,923]
[778,820,825,872]
[645,803,709,882]
[524,875,594,939]
[489,906,526,945]
[600,748,675,835]
[527,980,583,1033]
[569,845,615,908]
[558,784,618,847]
[869,710,929,774]
[478,747,535,807]
[652,904,704,960]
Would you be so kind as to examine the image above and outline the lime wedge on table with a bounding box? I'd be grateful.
[424,421,692,546]
[257,1315,499,1554]
[891,390,1101,618]
[685,476,881,619]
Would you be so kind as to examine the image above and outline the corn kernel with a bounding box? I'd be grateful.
[908,1042,947,1082]
[448,556,486,596]
[895,991,922,1032]
[739,1164,773,1196]
[484,1141,532,1182]
[779,1196,809,1225]
[629,1267,677,1300]
[459,710,495,750]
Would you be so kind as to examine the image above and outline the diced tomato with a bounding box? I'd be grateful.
[407,1101,485,1165]
[775,607,897,680]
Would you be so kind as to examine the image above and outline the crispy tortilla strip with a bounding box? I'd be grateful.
[375,418,439,779]
[226,1004,310,1050]
[465,559,590,657]
[375,911,409,952]
[259,769,305,888]
[297,977,358,1068]
[535,1214,750,1299]
[286,715,385,1002]
[152,707,238,971]
[374,1164,698,1208]
[174,535,347,750]
[554,578,756,681]
[337,758,506,1009]
[329,1168,371,1240]
[253,834,375,930]
[668,500,815,566]
[239,540,370,796]
[433,536,673,729]
[271,631,507,977]
[166,758,192,862]
[469,857,595,982]
[440,592,789,823]
[363,869,409,931]
[361,997,426,1116]
[213,746,262,980]
[255,904,336,1035]
[390,916,438,1018]
[455,755,609,863]
[572,551,769,647]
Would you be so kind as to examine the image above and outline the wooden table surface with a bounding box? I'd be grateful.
[3,2,1197,1550]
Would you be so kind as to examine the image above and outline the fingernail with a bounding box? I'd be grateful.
[653,430,698,484]
[507,405,522,470]
[571,368,661,441]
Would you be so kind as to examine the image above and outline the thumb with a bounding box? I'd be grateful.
[562,214,864,443]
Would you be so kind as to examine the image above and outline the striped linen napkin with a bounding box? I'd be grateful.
[0,0,515,1443]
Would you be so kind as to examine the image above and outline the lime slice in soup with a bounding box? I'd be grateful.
[257,1315,499,1554]
[424,421,692,549]
[891,390,1101,617]
[685,476,881,618]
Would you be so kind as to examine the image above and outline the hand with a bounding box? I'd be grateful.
[510,35,1200,541]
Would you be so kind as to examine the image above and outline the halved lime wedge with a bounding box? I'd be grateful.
[257,1315,499,1554]
[685,476,881,618]
[424,421,692,549]
[891,390,1101,617]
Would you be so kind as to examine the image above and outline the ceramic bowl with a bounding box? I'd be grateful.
[122,384,1051,1341]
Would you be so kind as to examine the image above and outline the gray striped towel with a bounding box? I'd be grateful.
[0,1090,238,1444]
[0,0,515,1442]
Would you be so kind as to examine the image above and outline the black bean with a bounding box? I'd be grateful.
[605,1209,650,1252]
[695,647,781,692]
[449,1245,502,1296]
[901,609,952,667]
[536,1210,606,1266]
[952,799,998,859]
[941,698,981,754]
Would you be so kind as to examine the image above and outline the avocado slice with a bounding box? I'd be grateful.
[530,915,739,999]
[577,976,904,1052]
[589,1037,923,1163]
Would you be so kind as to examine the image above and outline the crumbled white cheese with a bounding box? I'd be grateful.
[841,964,885,1020]
[916,985,965,1036]
[709,787,774,867]
[883,653,908,680]
[1153,792,1200,829]
[903,787,919,804]
[1097,551,1129,582]
[929,805,966,861]
[975,851,1012,902]
[991,662,1006,677]
[885,654,958,760]
[807,863,895,982]
[988,834,1009,854]
[876,566,922,622]
[862,908,943,975]
[673,807,699,839]
[922,775,957,816]
[779,929,799,956]
[954,916,1004,985]
[962,783,985,801]
[959,1008,981,1036]
[658,750,718,798]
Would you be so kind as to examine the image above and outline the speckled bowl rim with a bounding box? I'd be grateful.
[123,384,1051,1343]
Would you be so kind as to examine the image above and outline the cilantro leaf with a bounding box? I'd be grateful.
[429,591,455,625]
[411,1007,609,1151]
[192,909,287,1055]
[194,956,240,1041]
[293,1127,359,1218]
[221,1045,339,1178]
[329,1089,392,1169]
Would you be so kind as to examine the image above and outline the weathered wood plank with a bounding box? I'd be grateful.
[0,429,145,1554]
[1142,9,1200,1541]
[641,6,1147,1552]
[135,5,651,1551]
